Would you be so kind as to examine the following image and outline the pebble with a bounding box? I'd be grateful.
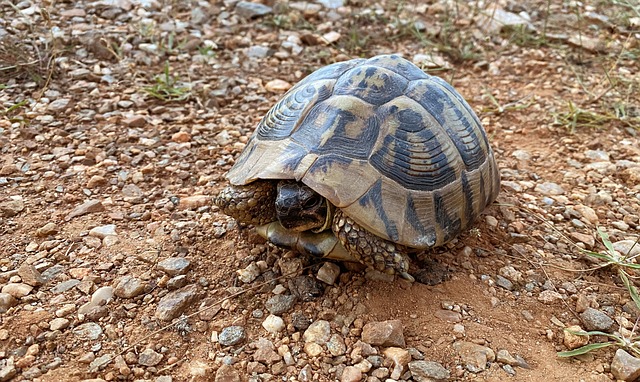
[138,348,163,367]
[47,98,71,112]
[288,275,324,301]
[409,360,450,381]
[303,320,331,344]
[613,240,640,257]
[157,257,191,276]
[453,341,495,372]
[237,262,260,283]
[580,308,614,332]
[262,314,285,333]
[155,284,198,321]
[89,224,116,238]
[570,232,595,248]
[0,293,17,313]
[534,182,565,195]
[303,342,323,357]
[1,283,33,298]
[495,275,514,290]
[72,323,103,340]
[316,262,340,285]
[214,364,241,382]
[178,195,210,210]
[361,320,405,347]
[382,347,410,379]
[17,264,45,286]
[264,79,292,93]
[327,334,346,356]
[563,325,589,350]
[537,290,563,304]
[113,276,145,298]
[265,294,297,315]
[611,349,640,382]
[219,326,246,346]
[78,286,114,315]
[434,309,462,322]
[235,1,272,18]
[0,358,16,381]
[0,197,24,217]
[253,338,282,364]
[122,116,146,127]
[36,222,58,236]
[65,200,105,220]
[340,366,362,382]
[496,349,529,368]
[49,317,70,331]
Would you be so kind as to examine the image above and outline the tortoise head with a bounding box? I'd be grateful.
[275,181,332,233]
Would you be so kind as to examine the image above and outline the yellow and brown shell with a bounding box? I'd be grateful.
[226,54,500,249]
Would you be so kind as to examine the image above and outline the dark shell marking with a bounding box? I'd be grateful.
[227,54,500,249]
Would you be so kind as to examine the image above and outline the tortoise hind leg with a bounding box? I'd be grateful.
[214,180,277,225]
[332,209,414,282]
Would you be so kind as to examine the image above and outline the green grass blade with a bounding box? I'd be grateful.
[557,342,614,357]
[620,270,640,312]
[597,227,616,256]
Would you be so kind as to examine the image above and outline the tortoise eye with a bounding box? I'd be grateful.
[303,194,322,209]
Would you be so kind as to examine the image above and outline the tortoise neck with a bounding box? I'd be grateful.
[312,198,334,233]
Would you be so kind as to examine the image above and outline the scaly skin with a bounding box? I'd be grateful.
[332,209,414,281]
[214,180,277,225]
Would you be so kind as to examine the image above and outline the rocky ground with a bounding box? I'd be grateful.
[1,0,640,381]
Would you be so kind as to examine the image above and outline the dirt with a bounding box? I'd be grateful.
[1,0,639,381]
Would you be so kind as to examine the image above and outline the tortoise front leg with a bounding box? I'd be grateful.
[332,209,414,282]
[214,180,277,225]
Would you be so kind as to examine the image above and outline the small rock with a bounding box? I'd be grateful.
[122,115,146,127]
[534,182,565,196]
[253,338,282,364]
[178,195,210,210]
[611,349,640,382]
[36,222,58,236]
[262,314,285,333]
[235,1,272,18]
[580,308,614,332]
[409,360,450,381]
[495,275,514,291]
[340,366,362,382]
[72,323,103,340]
[0,293,17,313]
[613,240,640,257]
[563,325,589,350]
[265,79,291,93]
[0,198,25,217]
[89,224,116,239]
[87,175,107,188]
[155,285,198,321]
[303,342,323,357]
[288,275,324,301]
[49,317,70,331]
[434,309,462,322]
[317,262,340,285]
[237,262,260,283]
[303,320,331,344]
[219,326,246,346]
[265,294,297,315]
[65,200,105,220]
[113,276,145,298]
[570,232,595,248]
[453,341,495,373]
[361,320,405,347]
[171,131,191,142]
[1,283,33,298]
[537,290,563,304]
[0,358,17,381]
[157,257,191,276]
[138,349,163,367]
[382,347,410,379]
[327,334,346,356]
[214,364,241,382]
[321,31,341,44]
[18,264,45,286]
[47,98,71,112]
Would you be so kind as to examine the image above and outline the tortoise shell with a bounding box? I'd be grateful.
[226,54,500,249]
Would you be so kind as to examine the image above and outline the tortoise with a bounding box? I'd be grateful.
[214,54,500,281]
